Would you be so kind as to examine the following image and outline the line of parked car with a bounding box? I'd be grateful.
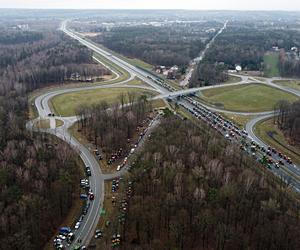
[111,181,133,248]
[179,95,296,173]
[116,115,157,173]
[53,161,95,249]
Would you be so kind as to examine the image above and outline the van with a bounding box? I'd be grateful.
[59,227,71,235]
[80,194,88,200]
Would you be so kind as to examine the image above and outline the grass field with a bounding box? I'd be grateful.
[125,77,150,87]
[264,53,280,77]
[273,80,300,91]
[55,119,64,127]
[51,87,157,116]
[200,83,298,112]
[33,119,50,129]
[225,75,242,84]
[221,113,254,129]
[255,118,300,165]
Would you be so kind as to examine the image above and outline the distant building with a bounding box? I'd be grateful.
[17,24,29,31]
[235,65,242,72]
[291,47,298,52]
[205,28,216,33]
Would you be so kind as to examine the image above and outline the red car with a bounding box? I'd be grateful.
[89,193,95,201]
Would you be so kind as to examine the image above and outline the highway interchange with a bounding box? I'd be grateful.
[27,21,300,249]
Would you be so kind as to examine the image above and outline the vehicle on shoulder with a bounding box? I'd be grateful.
[75,221,81,229]
[59,227,71,236]
[95,229,103,239]
[86,167,91,176]
[67,232,75,243]
[57,234,66,240]
[80,194,88,200]
[89,193,95,201]
[56,244,64,249]
[83,203,90,215]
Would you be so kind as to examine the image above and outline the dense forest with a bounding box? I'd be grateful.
[0,28,103,249]
[191,24,300,86]
[120,117,300,250]
[91,24,209,67]
[275,100,300,144]
[190,62,228,87]
[75,93,152,156]
[0,30,110,92]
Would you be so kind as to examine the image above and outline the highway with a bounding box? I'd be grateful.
[180,20,228,86]
[27,20,300,249]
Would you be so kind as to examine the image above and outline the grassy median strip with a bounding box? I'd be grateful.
[93,53,130,82]
[200,83,298,112]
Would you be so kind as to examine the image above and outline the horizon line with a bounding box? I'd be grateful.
[0,8,300,12]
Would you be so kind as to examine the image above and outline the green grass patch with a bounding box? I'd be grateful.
[255,118,300,165]
[264,53,280,77]
[86,37,153,71]
[151,99,167,109]
[221,113,254,129]
[200,83,298,112]
[225,75,242,84]
[55,119,64,127]
[93,53,130,82]
[33,119,50,129]
[51,87,157,117]
[124,57,153,71]
[125,77,151,87]
[273,80,300,91]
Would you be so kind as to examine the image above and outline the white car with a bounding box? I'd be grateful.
[57,234,66,240]
[117,165,121,171]
[75,221,81,229]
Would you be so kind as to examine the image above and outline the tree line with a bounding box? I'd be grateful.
[275,100,300,144]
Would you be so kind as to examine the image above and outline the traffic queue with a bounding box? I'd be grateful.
[53,165,94,249]
[178,95,295,172]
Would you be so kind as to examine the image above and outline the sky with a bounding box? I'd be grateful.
[0,0,300,11]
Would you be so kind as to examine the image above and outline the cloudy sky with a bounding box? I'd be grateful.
[0,0,299,10]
